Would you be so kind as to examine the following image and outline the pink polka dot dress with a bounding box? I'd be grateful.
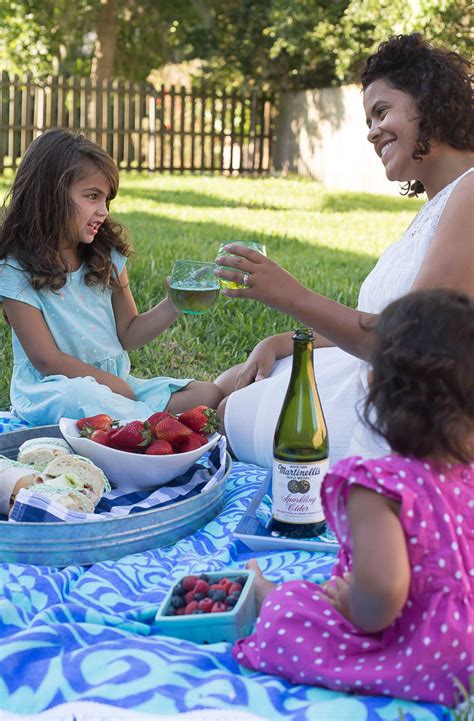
[233,455,474,706]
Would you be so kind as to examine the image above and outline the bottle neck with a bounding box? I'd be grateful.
[290,337,314,381]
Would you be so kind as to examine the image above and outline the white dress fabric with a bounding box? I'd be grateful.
[225,168,473,469]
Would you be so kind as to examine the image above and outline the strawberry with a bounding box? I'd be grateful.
[146,411,176,430]
[176,431,208,454]
[144,439,174,455]
[76,414,115,438]
[107,420,152,452]
[178,405,219,434]
[90,429,112,446]
[154,416,192,447]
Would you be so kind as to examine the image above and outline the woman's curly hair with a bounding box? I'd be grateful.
[360,33,473,197]
[0,128,131,291]
[364,289,474,464]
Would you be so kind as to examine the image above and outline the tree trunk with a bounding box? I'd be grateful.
[90,0,118,83]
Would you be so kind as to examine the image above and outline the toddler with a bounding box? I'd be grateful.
[234,288,474,707]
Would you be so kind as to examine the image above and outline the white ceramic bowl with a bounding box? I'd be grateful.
[58,417,221,490]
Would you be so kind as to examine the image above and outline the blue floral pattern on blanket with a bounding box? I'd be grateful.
[0,428,451,720]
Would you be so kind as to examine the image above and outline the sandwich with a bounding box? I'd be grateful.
[40,455,110,505]
[5,454,111,517]
[17,437,73,471]
[0,455,39,516]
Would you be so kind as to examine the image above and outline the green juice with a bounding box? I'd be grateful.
[169,284,220,314]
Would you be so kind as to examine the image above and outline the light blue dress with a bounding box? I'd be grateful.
[0,250,192,425]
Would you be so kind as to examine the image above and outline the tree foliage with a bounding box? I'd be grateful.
[0,0,471,88]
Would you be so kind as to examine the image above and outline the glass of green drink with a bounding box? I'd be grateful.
[216,241,267,289]
[169,260,220,315]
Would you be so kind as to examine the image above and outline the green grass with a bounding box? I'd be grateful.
[0,173,423,409]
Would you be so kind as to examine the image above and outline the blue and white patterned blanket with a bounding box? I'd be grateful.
[0,416,451,720]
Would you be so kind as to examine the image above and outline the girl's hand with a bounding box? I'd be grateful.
[320,572,354,622]
[234,337,278,390]
[215,244,306,314]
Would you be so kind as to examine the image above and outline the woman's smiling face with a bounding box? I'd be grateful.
[363,79,423,183]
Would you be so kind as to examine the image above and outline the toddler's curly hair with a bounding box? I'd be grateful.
[360,33,473,197]
[364,289,474,464]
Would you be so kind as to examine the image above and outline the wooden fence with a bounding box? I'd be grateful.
[0,72,276,174]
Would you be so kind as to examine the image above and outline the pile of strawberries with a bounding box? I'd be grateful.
[165,573,247,616]
[75,406,219,455]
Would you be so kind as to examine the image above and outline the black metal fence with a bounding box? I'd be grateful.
[0,72,276,174]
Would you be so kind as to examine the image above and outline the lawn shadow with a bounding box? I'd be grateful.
[321,191,424,213]
[120,187,286,212]
[121,185,424,214]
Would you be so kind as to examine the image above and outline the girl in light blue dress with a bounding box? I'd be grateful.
[0,129,223,425]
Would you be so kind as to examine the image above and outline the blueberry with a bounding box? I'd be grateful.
[208,589,227,602]
[199,574,209,582]
[173,582,185,595]
[192,609,206,614]
[236,576,247,587]
[165,607,177,616]
[171,594,185,608]
[194,592,206,601]
[226,595,238,607]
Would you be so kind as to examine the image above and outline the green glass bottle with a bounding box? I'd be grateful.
[271,327,329,538]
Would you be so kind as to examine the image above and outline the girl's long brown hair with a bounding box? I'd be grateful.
[0,128,131,291]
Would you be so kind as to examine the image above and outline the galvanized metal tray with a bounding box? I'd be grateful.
[0,425,231,567]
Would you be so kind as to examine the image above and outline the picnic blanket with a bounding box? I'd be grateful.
[0,416,453,721]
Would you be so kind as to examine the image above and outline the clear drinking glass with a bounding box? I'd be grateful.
[169,260,220,315]
[216,240,267,289]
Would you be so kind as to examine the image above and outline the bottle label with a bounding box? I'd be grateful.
[271,459,328,524]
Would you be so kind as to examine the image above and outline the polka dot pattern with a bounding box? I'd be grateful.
[234,454,473,707]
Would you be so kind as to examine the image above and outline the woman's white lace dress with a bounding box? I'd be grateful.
[225,168,473,468]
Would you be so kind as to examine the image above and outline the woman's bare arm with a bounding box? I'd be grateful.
[215,172,474,363]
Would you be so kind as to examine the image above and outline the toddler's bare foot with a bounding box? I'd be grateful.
[247,559,276,613]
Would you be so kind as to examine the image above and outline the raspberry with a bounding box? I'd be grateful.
[198,597,213,613]
[176,607,186,615]
[182,575,199,591]
[184,590,195,605]
[211,601,228,613]
[184,600,199,614]
[228,582,242,595]
[193,579,210,595]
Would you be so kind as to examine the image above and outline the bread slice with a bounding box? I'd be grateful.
[17,437,73,471]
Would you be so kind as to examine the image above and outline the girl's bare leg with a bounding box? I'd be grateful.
[166,381,224,413]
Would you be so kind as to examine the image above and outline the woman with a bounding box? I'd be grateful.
[214,33,474,468]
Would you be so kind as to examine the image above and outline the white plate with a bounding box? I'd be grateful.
[59,417,221,490]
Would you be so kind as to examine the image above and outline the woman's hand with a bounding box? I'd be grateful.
[215,244,307,314]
